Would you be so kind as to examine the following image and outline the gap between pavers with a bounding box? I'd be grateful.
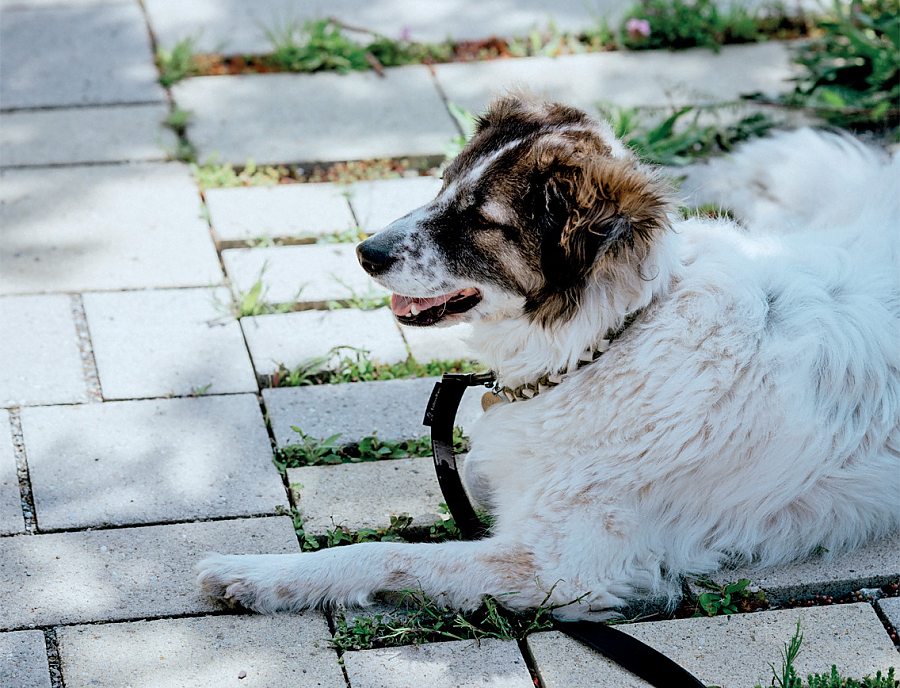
[0,516,299,630]
[876,597,900,632]
[0,294,88,407]
[0,425,25,536]
[56,612,344,688]
[82,287,258,400]
[343,637,534,688]
[0,629,51,688]
[20,394,286,531]
[527,603,898,688]
[347,176,443,234]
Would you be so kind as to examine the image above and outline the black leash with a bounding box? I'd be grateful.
[423,372,706,688]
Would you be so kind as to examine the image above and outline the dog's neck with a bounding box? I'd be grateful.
[467,231,680,390]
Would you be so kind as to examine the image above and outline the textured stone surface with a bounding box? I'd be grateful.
[57,613,344,688]
[348,177,443,234]
[343,638,533,688]
[0,630,51,688]
[21,395,286,530]
[0,164,222,294]
[0,4,165,109]
[205,183,356,243]
[401,322,476,363]
[0,294,87,407]
[172,68,457,165]
[264,376,484,447]
[82,288,257,400]
[0,105,174,167]
[877,597,900,632]
[0,517,299,630]
[528,604,898,688]
[241,308,408,376]
[0,426,24,536]
[222,244,387,305]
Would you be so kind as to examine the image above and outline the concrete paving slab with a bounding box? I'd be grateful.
[205,183,356,243]
[0,4,165,110]
[348,176,443,234]
[288,456,447,536]
[0,294,87,407]
[0,426,25,536]
[241,307,408,377]
[0,163,223,294]
[0,630,51,688]
[0,104,175,167]
[701,532,900,604]
[877,597,900,631]
[223,243,388,306]
[401,322,476,363]
[528,603,898,688]
[171,67,457,165]
[57,613,344,688]
[82,288,257,400]
[264,376,484,448]
[434,42,801,116]
[343,637,533,688]
[0,516,299,630]
[20,395,286,530]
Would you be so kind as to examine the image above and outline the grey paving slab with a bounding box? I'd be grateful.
[877,597,900,631]
[528,603,898,688]
[434,42,801,116]
[0,4,165,110]
[288,456,449,536]
[0,630,51,688]
[241,307,408,376]
[0,163,223,295]
[0,516,299,630]
[57,613,343,688]
[701,532,900,604]
[401,322,476,363]
[0,104,175,167]
[264,376,484,448]
[172,67,457,165]
[222,244,388,306]
[0,294,87,407]
[0,427,24,536]
[348,176,443,234]
[205,183,356,243]
[343,638,533,688]
[82,288,257,400]
[20,394,286,530]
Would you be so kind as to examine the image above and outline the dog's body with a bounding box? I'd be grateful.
[199,100,900,620]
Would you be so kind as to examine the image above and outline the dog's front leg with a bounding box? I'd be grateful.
[198,538,540,613]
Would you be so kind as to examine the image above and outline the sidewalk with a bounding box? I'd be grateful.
[1,1,897,687]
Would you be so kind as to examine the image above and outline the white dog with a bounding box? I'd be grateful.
[199,98,899,620]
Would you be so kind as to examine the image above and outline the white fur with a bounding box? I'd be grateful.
[198,129,900,619]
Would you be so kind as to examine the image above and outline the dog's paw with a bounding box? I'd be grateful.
[196,553,288,613]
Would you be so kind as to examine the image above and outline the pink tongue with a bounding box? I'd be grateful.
[390,292,457,316]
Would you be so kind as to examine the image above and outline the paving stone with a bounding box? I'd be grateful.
[288,456,451,536]
[0,4,165,109]
[241,307,408,377]
[877,597,900,631]
[0,294,87,407]
[348,177,443,234]
[434,42,801,116]
[700,532,900,604]
[0,630,51,688]
[20,395,286,530]
[57,612,343,688]
[0,104,175,167]
[0,163,223,294]
[205,183,356,243]
[401,322,476,363]
[222,244,388,306]
[172,68,457,165]
[528,603,898,688]
[264,376,484,448]
[0,427,24,536]
[82,288,257,400]
[343,638,533,688]
[0,516,299,630]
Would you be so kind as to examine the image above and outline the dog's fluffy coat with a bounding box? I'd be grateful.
[199,99,900,620]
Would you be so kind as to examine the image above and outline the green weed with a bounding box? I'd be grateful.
[324,278,391,311]
[156,37,199,87]
[317,227,369,244]
[692,577,767,617]
[230,277,299,319]
[191,158,289,191]
[620,0,761,51]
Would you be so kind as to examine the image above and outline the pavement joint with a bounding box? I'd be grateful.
[42,628,63,688]
[7,408,36,534]
[69,295,103,404]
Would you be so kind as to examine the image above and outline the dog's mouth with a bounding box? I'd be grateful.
[390,288,482,326]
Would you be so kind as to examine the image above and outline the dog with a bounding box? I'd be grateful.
[198,97,900,620]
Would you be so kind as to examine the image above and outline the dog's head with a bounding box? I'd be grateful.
[357,97,673,329]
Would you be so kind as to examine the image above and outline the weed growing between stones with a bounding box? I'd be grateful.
[162,108,196,162]
[228,278,300,319]
[156,36,199,86]
[324,279,391,311]
[691,578,769,617]
[191,158,290,190]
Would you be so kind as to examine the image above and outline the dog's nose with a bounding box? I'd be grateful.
[357,235,397,276]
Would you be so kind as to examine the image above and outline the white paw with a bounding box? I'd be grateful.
[196,553,290,613]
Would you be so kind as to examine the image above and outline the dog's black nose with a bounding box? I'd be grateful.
[357,235,397,276]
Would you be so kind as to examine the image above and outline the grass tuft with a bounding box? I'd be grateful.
[156,37,199,87]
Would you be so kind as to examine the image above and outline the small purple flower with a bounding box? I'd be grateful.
[399,26,411,42]
[626,18,652,39]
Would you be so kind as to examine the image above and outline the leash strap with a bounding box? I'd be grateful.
[424,372,706,688]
